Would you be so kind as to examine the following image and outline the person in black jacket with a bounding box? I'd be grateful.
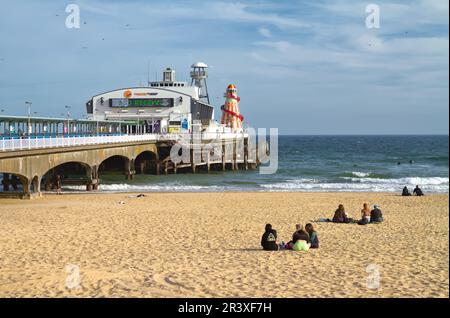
[370,205,384,223]
[292,224,310,244]
[413,185,424,196]
[402,186,412,196]
[285,224,310,249]
[261,224,279,251]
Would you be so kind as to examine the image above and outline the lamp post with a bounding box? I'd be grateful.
[0,109,4,137]
[65,106,71,135]
[119,109,128,134]
[137,109,144,134]
[25,101,32,137]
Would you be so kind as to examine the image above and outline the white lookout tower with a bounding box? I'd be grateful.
[190,62,210,104]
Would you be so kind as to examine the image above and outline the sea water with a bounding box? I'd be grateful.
[64,135,448,194]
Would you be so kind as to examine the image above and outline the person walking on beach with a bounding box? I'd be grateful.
[413,185,424,196]
[332,204,351,223]
[305,223,319,249]
[358,203,371,225]
[370,205,383,223]
[55,175,62,195]
[261,224,279,251]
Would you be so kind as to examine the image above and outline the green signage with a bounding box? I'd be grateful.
[110,98,174,108]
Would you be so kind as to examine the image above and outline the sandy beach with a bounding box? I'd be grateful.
[0,192,448,298]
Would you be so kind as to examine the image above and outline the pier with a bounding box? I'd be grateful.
[0,63,265,198]
[0,120,260,199]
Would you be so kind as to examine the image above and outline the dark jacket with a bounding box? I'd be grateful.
[370,208,383,223]
[402,187,411,196]
[292,230,310,244]
[332,209,349,223]
[413,187,424,196]
[261,229,278,251]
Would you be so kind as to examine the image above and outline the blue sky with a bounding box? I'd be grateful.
[0,0,448,134]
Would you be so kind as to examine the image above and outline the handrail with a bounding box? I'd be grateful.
[0,132,249,152]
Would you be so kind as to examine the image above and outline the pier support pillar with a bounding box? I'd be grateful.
[222,142,226,171]
[86,179,99,191]
[174,163,178,174]
[124,160,135,180]
[89,165,100,190]
[164,161,169,175]
[156,163,160,175]
[232,143,237,171]
[244,139,249,170]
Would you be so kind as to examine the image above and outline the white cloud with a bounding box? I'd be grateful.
[258,27,272,38]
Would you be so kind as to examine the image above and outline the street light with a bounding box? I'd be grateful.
[25,101,32,137]
[65,106,71,135]
[119,109,128,134]
[0,109,4,137]
[137,109,144,134]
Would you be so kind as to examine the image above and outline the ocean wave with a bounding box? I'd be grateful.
[259,176,449,193]
[343,176,449,185]
[349,171,371,178]
[63,183,222,192]
[61,177,449,194]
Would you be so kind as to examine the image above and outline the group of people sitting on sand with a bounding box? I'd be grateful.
[329,203,383,225]
[261,223,319,252]
[261,203,384,251]
[402,185,424,196]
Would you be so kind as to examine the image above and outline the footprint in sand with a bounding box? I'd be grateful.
[152,274,194,292]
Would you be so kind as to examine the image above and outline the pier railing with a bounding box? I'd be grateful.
[0,132,248,152]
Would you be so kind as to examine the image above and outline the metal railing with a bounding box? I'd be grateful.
[0,134,158,152]
[0,132,249,152]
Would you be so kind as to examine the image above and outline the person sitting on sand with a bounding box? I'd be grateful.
[413,185,424,196]
[285,224,310,249]
[402,186,412,196]
[261,224,279,251]
[357,203,371,225]
[292,224,311,251]
[332,204,351,223]
[305,223,319,248]
[370,205,384,223]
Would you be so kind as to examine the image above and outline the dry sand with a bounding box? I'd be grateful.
[0,192,448,298]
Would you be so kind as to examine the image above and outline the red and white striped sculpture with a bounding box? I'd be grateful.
[220,84,244,131]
